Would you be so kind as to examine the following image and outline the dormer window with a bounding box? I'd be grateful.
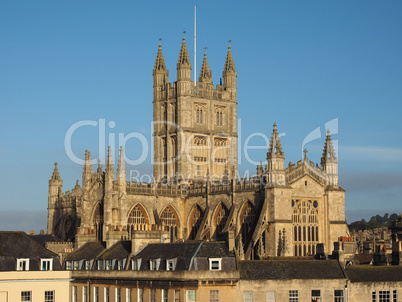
[208,258,222,271]
[131,259,141,270]
[17,258,29,271]
[73,261,79,270]
[166,259,177,271]
[97,260,104,270]
[105,260,112,270]
[85,260,91,270]
[41,258,53,271]
[65,261,72,270]
[117,259,125,270]
[149,259,160,271]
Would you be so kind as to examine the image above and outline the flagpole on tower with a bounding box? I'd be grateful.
[194,4,197,86]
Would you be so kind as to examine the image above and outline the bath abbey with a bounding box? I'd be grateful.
[47,38,349,259]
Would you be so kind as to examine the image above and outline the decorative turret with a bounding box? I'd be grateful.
[117,146,125,179]
[96,160,103,175]
[153,44,169,101]
[266,123,285,185]
[177,37,192,95]
[50,162,61,181]
[222,45,237,100]
[82,150,93,191]
[117,146,126,195]
[47,162,63,234]
[106,146,114,175]
[105,146,114,192]
[321,130,338,186]
[198,52,212,85]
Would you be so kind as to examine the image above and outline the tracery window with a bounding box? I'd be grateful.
[240,201,257,247]
[195,104,205,124]
[128,204,147,225]
[161,205,179,226]
[93,203,104,241]
[127,204,148,238]
[214,203,229,236]
[215,106,225,127]
[189,205,203,239]
[292,199,318,256]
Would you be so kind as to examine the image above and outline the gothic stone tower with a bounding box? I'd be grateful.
[153,38,238,183]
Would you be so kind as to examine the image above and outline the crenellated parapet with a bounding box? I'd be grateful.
[285,158,330,186]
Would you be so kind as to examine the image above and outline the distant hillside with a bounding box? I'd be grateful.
[348,213,399,231]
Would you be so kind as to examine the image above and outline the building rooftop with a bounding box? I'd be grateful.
[239,260,346,280]
[345,265,402,282]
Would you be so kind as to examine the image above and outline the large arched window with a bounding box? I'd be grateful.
[93,203,104,241]
[240,201,257,247]
[213,203,229,238]
[160,205,179,226]
[292,199,319,256]
[127,204,148,238]
[161,205,180,241]
[128,204,148,225]
[189,205,203,240]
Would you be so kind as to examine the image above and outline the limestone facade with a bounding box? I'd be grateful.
[47,39,349,259]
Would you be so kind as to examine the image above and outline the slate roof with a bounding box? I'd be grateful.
[350,254,373,265]
[345,265,402,282]
[133,241,202,260]
[98,241,131,260]
[29,234,63,247]
[239,260,346,280]
[0,232,57,258]
[195,241,234,258]
[0,231,60,271]
[65,242,106,261]
[132,241,236,271]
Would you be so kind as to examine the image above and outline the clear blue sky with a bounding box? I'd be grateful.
[1,1,401,232]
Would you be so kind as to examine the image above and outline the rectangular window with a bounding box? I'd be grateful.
[104,287,110,302]
[266,291,276,302]
[289,290,299,302]
[83,286,88,302]
[138,289,144,302]
[167,259,176,271]
[66,261,72,270]
[131,259,137,270]
[106,260,112,270]
[21,291,31,302]
[85,260,91,270]
[41,259,53,271]
[174,290,180,302]
[209,258,222,271]
[210,290,219,302]
[17,259,29,271]
[393,290,398,302]
[311,290,321,302]
[186,290,196,302]
[126,288,131,302]
[162,289,168,302]
[150,289,156,302]
[45,291,55,302]
[118,260,124,270]
[373,291,377,302]
[94,287,99,302]
[334,290,344,302]
[72,286,77,302]
[243,291,253,302]
[150,260,158,270]
[115,288,121,302]
[73,261,79,270]
[379,290,391,302]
